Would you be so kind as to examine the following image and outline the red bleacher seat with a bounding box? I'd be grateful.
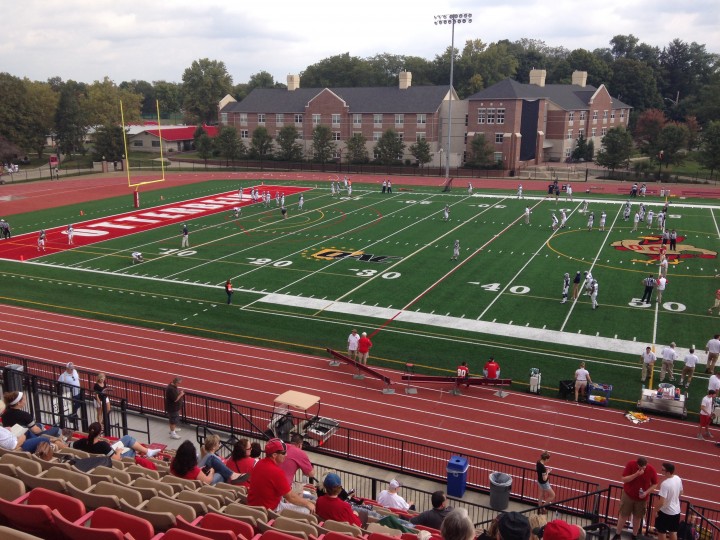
[52,509,125,540]
[367,533,398,540]
[176,514,239,540]
[319,532,359,540]
[260,530,305,540]
[196,513,253,540]
[0,487,86,537]
[77,506,156,540]
[162,528,220,539]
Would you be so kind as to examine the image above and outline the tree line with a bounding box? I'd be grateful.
[0,34,718,173]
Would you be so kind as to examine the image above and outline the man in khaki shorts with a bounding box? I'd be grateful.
[705,334,720,374]
[612,457,658,540]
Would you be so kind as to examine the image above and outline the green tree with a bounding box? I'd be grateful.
[181,58,233,124]
[311,126,336,166]
[215,126,245,165]
[346,133,369,164]
[467,134,494,167]
[196,133,214,165]
[572,134,588,162]
[409,138,432,170]
[153,81,183,117]
[585,139,595,162]
[301,53,377,87]
[697,121,720,178]
[120,80,156,116]
[85,77,142,127]
[193,125,207,147]
[595,127,633,176]
[55,80,88,156]
[92,125,125,162]
[25,80,58,157]
[374,129,405,166]
[634,109,666,155]
[655,123,689,171]
[275,126,303,161]
[609,58,662,111]
[250,126,273,163]
[248,71,278,90]
[566,48,611,87]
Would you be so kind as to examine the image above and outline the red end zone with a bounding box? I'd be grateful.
[0,186,310,262]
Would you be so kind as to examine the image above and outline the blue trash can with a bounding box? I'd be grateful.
[447,455,469,497]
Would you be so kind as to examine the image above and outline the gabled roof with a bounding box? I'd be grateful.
[467,79,631,110]
[140,125,219,141]
[221,86,450,114]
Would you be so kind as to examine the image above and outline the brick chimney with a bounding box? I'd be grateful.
[399,71,412,90]
[571,71,588,87]
[287,74,300,92]
[529,69,546,87]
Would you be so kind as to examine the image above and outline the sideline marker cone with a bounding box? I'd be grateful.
[20,255,24,261]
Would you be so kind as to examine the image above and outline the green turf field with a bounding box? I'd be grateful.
[2,179,719,414]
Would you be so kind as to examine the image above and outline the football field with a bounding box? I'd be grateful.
[1,178,719,408]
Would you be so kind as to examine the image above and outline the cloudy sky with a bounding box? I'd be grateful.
[2,0,718,86]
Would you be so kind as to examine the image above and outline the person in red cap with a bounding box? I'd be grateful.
[247,438,315,514]
[534,519,584,540]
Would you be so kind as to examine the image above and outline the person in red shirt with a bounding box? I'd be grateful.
[279,433,316,485]
[357,332,373,365]
[225,438,256,487]
[315,472,362,527]
[456,362,470,388]
[483,357,500,379]
[247,438,315,514]
[170,440,214,484]
[611,457,659,540]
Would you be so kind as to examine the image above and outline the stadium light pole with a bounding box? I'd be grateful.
[434,13,472,185]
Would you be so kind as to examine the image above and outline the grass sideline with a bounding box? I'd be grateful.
[1,178,719,416]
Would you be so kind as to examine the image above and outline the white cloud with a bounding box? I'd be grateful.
[1,0,717,85]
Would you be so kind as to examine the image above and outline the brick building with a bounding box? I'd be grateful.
[466,69,632,172]
[218,73,464,167]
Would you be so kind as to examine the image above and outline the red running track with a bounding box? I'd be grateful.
[1,303,717,509]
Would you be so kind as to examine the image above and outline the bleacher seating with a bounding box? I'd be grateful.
[319,520,363,537]
[0,525,45,540]
[0,472,26,501]
[70,506,157,540]
[0,487,86,538]
[120,495,197,532]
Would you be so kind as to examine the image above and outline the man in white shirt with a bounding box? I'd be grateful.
[377,479,415,511]
[654,462,683,540]
[641,346,656,382]
[708,373,720,393]
[590,280,599,310]
[698,389,716,439]
[705,334,720,374]
[656,275,667,303]
[58,362,81,416]
[659,343,678,382]
[679,348,699,388]
[347,329,360,361]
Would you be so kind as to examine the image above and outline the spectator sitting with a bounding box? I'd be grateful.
[441,508,476,540]
[411,490,453,529]
[377,479,415,511]
[528,515,548,540]
[533,519,585,540]
[279,432,316,486]
[73,422,161,460]
[315,472,362,527]
[198,434,248,485]
[484,357,501,379]
[497,511,531,540]
[0,400,65,453]
[171,440,215,484]
[247,438,315,514]
[225,438,256,487]
[250,441,262,458]
[2,391,63,439]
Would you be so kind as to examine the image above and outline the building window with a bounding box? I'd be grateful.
[497,108,505,125]
[295,132,303,140]
[493,152,502,162]
[495,133,504,144]
[477,108,486,124]
[373,114,383,127]
[620,110,625,119]
[564,148,571,158]
[221,113,228,124]
[373,132,382,141]
[601,127,607,136]
[333,151,341,160]
[610,110,615,120]
[257,114,265,124]
[395,114,404,127]
[353,131,362,137]
[294,114,303,125]
[603,110,608,119]
[578,128,585,138]
[398,133,404,142]
[416,132,426,141]
[240,130,249,139]
[592,111,598,121]
[332,131,340,141]
[239,113,248,125]
[276,113,284,125]
[312,114,321,126]
[567,130,573,140]
[332,114,340,126]
[417,113,426,125]
[152,141,160,147]
[487,108,496,124]
[579,111,586,121]
[132,140,143,147]
[353,114,362,126]
[568,111,575,123]
[591,128,597,137]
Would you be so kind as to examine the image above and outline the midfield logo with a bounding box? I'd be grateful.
[308,248,402,264]
[610,234,717,265]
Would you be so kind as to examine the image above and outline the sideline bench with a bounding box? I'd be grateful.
[326,349,394,394]
[401,374,512,395]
